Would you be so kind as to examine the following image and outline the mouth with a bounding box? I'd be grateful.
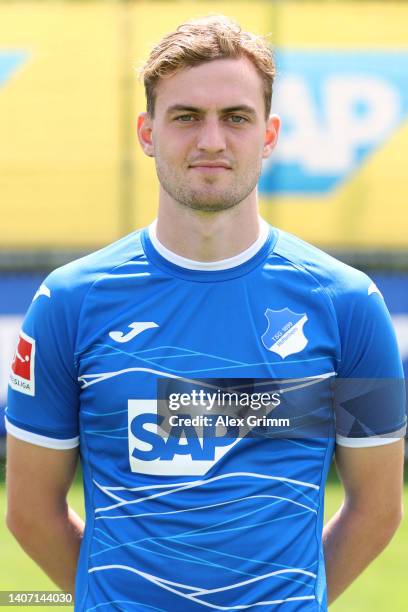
[188,161,232,172]
[189,167,230,174]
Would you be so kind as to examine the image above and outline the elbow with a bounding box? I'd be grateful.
[7,497,69,544]
[366,503,403,545]
[345,495,403,545]
[387,503,403,535]
[6,504,38,544]
[6,503,18,535]
[385,499,403,533]
[7,508,25,540]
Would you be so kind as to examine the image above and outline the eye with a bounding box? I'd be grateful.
[228,115,248,124]
[175,114,196,122]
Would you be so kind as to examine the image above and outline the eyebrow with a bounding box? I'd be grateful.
[166,104,257,117]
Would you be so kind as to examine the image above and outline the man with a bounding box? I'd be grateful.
[6,15,406,611]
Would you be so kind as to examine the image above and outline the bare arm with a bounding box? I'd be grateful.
[6,434,84,593]
[323,439,404,605]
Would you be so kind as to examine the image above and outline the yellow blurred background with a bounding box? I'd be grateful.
[0,1,407,251]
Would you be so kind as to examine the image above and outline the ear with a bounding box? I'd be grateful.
[137,112,155,157]
[262,114,280,159]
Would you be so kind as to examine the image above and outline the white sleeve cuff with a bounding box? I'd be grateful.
[5,417,79,450]
[336,432,405,448]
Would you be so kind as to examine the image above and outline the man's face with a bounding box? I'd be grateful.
[138,57,279,212]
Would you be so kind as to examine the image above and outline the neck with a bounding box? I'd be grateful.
[155,192,262,262]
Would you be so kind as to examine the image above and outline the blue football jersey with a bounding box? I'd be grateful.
[6,222,406,611]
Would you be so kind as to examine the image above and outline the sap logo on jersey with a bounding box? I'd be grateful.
[259,51,408,195]
[128,400,239,476]
[9,331,35,396]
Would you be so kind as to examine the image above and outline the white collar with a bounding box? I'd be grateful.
[148,218,270,271]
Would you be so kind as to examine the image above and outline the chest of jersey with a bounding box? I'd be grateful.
[74,264,336,479]
[72,248,333,610]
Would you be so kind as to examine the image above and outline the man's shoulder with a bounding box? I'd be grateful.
[272,228,373,301]
[43,229,145,302]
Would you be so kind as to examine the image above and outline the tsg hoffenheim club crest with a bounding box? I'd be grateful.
[261,308,309,359]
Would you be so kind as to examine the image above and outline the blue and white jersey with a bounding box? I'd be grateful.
[6,221,406,611]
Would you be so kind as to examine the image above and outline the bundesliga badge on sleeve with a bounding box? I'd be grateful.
[9,331,36,397]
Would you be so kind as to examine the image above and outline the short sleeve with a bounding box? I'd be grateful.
[5,277,80,449]
[334,279,407,447]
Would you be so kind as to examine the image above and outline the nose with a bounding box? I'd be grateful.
[196,118,226,154]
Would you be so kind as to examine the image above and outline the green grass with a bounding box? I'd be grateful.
[325,473,408,611]
[1,465,407,611]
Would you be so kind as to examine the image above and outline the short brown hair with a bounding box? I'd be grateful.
[139,15,275,119]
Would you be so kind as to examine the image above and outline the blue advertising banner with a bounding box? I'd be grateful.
[260,51,408,196]
[0,51,27,87]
